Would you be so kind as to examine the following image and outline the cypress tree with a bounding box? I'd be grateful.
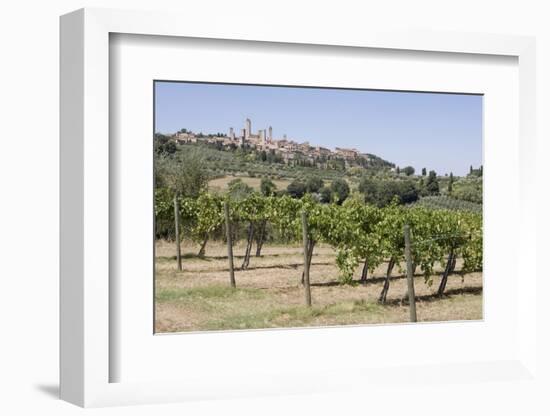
[448,172,454,193]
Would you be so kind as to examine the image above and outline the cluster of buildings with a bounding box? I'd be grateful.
[173,118,369,164]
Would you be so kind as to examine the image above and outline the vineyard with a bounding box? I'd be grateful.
[155,190,483,331]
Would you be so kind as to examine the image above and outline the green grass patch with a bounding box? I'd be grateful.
[322,299,384,315]
[203,299,384,331]
[155,285,265,303]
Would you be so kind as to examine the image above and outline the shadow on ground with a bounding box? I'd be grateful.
[34,383,59,399]
[384,286,483,306]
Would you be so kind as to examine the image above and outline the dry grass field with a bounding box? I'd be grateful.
[155,240,483,333]
[208,175,292,193]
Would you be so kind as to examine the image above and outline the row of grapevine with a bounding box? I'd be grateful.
[155,190,483,302]
[412,195,482,213]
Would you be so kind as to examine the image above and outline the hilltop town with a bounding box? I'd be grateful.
[171,118,389,168]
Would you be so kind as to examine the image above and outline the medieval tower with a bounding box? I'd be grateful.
[245,118,251,139]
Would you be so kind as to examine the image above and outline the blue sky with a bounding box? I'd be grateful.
[155,81,482,176]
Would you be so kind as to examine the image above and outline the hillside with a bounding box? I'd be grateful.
[155,135,482,210]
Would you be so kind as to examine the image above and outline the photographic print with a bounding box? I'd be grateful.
[154,81,483,333]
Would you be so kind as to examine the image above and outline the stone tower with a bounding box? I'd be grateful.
[245,118,251,139]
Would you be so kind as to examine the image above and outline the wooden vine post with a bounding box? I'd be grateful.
[403,224,417,322]
[173,194,182,271]
[301,211,312,307]
[224,200,236,288]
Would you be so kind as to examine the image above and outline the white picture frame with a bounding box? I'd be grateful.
[60,8,538,408]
